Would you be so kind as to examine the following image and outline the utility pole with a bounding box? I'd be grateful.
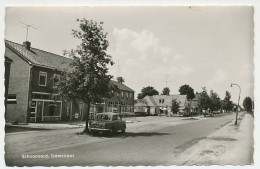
[231,83,241,125]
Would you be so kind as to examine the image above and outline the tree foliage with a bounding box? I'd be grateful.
[243,97,253,112]
[171,99,180,114]
[221,91,233,112]
[161,87,170,95]
[54,19,117,133]
[209,90,221,111]
[137,86,159,99]
[197,88,211,111]
[179,84,195,100]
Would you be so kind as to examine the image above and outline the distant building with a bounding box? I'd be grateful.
[5,40,134,123]
[134,95,188,116]
[90,78,135,115]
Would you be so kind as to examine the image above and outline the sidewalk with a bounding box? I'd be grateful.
[174,112,254,165]
[5,115,203,131]
[5,122,85,131]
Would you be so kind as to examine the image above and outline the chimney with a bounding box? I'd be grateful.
[117,77,124,84]
[23,41,31,50]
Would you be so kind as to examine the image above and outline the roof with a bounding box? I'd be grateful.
[143,95,187,107]
[5,40,72,71]
[5,40,135,92]
[110,80,134,92]
[5,56,13,62]
[187,100,198,108]
[134,99,147,107]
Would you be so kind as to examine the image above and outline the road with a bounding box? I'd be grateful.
[6,114,234,166]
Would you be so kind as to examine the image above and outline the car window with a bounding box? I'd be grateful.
[112,115,118,121]
[103,115,111,121]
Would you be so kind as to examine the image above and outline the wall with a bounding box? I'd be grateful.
[5,47,31,122]
[31,66,57,93]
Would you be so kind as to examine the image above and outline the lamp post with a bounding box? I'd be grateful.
[231,83,241,125]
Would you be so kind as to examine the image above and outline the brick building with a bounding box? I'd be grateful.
[5,40,134,123]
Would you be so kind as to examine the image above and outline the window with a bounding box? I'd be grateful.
[129,93,132,98]
[39,71,47,86]
[112,115,119,121]
[126,92,129,98]
[7,94,17,104]
[121,91,124,98]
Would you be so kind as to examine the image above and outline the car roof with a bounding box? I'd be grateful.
[96,112,119,116]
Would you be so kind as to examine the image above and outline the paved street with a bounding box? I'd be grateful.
[5,114,235,166]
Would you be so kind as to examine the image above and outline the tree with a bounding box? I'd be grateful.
[197,88,211,111]
[209,90,221,111]
[243,97,253,112]
[171,99,180,114]
[54,19,117,134]
[137,86,159,99]
[179,84,195,100]
[222,91,233,112]
[161,87,170,95]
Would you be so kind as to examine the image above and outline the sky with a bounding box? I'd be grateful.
[5,6,254,104]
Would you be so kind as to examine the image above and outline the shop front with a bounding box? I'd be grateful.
[29,92,62,122]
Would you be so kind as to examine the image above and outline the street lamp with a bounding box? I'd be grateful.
[231,83,241,125]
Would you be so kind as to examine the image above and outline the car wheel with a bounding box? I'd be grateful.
[121,126,126,133]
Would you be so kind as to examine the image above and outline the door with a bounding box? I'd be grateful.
[36,101,43,122]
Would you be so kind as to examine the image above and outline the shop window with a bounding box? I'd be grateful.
[7,94,17,104]
[39,71,47,86]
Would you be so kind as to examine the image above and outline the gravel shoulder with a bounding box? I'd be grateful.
[174,112,254,165]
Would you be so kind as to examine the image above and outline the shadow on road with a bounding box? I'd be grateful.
[5,126,52,133]
[93,131,170,138]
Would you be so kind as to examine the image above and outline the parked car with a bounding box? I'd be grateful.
[203,110,214,117]
[89,112,126,135]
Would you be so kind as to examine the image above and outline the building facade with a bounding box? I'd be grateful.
[5,40,134,123]
[134,95,188,116]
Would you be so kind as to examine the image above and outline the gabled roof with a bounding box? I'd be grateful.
[110,80,134,92]
[143,95,187,107]
[187,99,198,108]
[134,99,147,107]
[5,40,135,92]
[5,40,72,71]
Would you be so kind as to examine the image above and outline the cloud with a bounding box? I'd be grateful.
[240,64,254,76]
[160,46,171,55]
[207,70,227,87]
[180,66,193,75]
[108,27,192,95]
[173,54,183,60]
[112,28,172,60]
